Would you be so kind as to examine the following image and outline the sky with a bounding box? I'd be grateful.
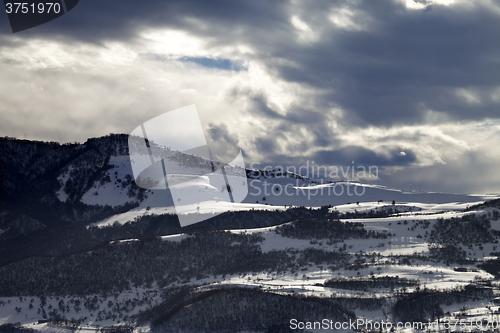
[0,0,499,194]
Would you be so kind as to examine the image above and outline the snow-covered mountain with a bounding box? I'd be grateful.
[2,135,500,333]
[0,134,489,233]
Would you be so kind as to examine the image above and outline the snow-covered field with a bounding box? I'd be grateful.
[3,198,500,332]
[13,151,500,332]
[0,286,161,333]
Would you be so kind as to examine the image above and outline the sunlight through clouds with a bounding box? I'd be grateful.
[0,0,499,193]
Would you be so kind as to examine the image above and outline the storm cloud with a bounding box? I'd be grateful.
[0,0,499,193]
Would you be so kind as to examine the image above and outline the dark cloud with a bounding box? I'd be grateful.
[313,146,417,167]
[248,94,286,120]
[3,0,498,128]
[206,122,241,162]
[1,0,499,193]
[0,0,289,45]
[207,122,239,147]
[380,150,500,194]
[254,137,277,156]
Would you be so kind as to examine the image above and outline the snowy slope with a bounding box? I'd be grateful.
[3,199,500,332]
[92,175,489,227]
[47,137,493,228]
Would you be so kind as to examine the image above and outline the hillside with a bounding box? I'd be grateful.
[1,199,500,332]
[1,135,499,332]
